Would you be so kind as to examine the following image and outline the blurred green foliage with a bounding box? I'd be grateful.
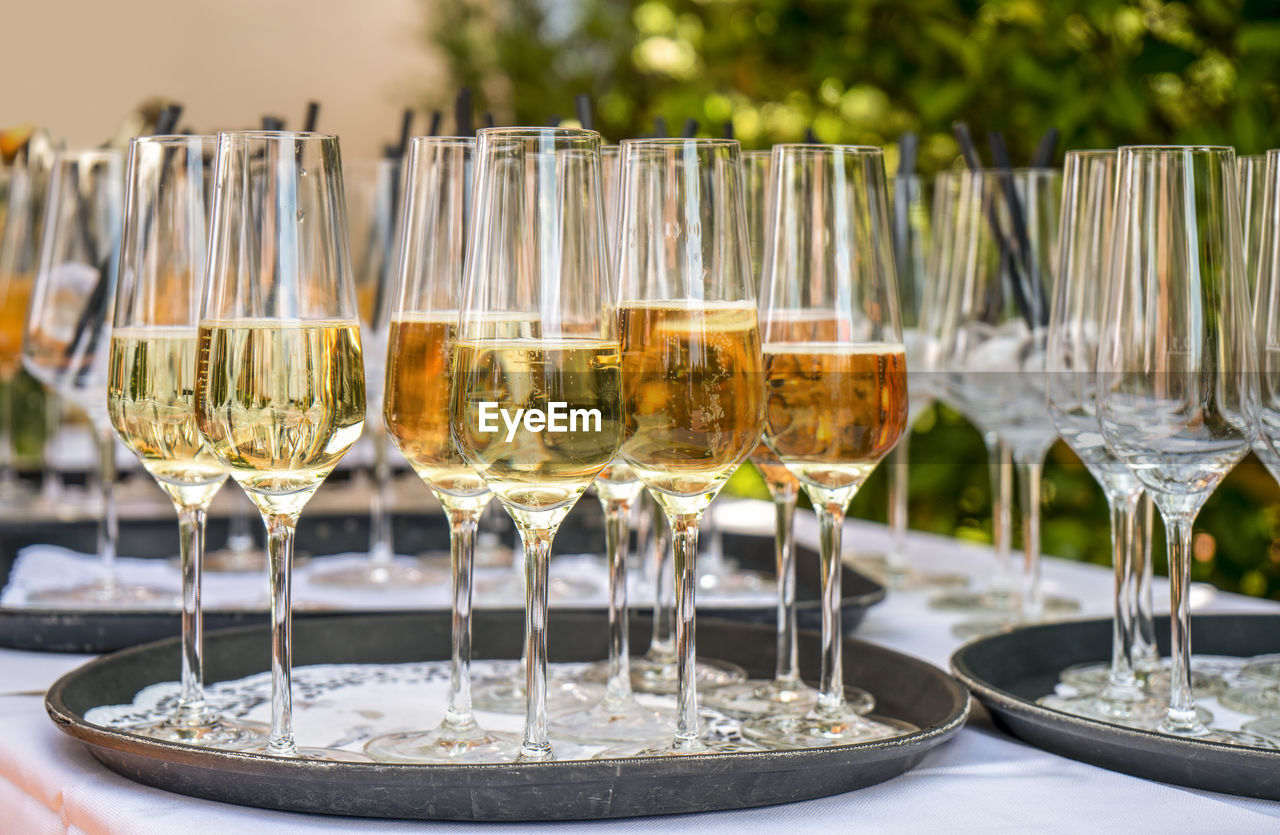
[424,0,1280,599]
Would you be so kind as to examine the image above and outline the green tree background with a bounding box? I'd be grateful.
[422,0,1280,599]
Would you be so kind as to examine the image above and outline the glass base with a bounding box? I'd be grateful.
[308,558,443,589]
[1038,692,1208,730]
[244,745,376,761]
[548,697,672,744]
[1243,715,1280,742]
[199,546,267,573]
[700,679,874,720]
[696,566,770,596]
[881,569,969,592]
[470,663,603,715]
[949,597,1085,640]
[741,707,916,750]
[26,579,177,608]
[472,572,604,603]
[1218,685,1280,717]
[1157,723,1278,748]
[625,656,747,696]
[1241,655,1280,686]
[594,736,764,759]
[363,724,521,763]
[1144,668,1229,700]
[123,715,267,749]
[928,587,1020,615]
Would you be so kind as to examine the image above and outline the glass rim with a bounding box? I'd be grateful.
[52,148,123,162]
[408,135,476,148]
[740,149,772,158]
[477,126,600,140]
[216,130,338,141]
[129,134,216,145]
[1063,149,1118,158]
[771,143,883,156]
[620,137,739,148]
[1117,144,1235,154]
[939,166,1061,180]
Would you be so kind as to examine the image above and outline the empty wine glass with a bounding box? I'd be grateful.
[23,149,174,606]
[741,144,912,749]
[1240,153,1268,298]
[1097,145,1272,747]
[107,135,266,746]
[195,130,370,760]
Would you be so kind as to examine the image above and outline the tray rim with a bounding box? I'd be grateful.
[949,613,1280,798]
[44,611,968,821]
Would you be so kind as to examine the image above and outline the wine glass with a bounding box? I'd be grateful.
[0,158,51,504]
[449,127,623,763]
[1097,145,1272,746]
[741,144,912,748]
[1042,150,1173,727]
[361,137,519,762]
[311,156,440,589]
[925,170,1018,616]
[594,137,765,758]
[195,130,370,760]
[107,135,266,746]
[22,149,173,606]
[1240,153,1268,299]
[932,166,1079,632]
[1224,148,1280,732]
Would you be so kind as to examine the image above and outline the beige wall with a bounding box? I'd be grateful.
[3,0,444,161]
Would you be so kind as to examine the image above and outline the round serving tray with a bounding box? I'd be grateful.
[950,613,1280,801]
[2,530,884,653]
[47,609,966,821]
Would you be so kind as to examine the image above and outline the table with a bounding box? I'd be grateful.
[2,504,1279,832]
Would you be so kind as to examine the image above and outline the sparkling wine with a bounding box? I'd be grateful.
[0,273,33,375]
[619,300,764,497]
[194,319,365,511]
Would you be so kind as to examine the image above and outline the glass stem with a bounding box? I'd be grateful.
[515,522,554,762]
[226,501,255,552]
[771,485,799,686]
[96,429,118,595]
[1102,492,1140,697]
[368,424,393,569]
[1016,452,1044,620]
[1161,514,1201,733]
[1132,493,1158,670]
[669,511,702,751]
[985,434,1014,597]
[0,371,15,494]
[264,510,300,756]
[601,496,635,705]
[40,391,63,501]
[647,492,674,661]
[442,503,482,731]
[175,504,210,725]
[815,504,847,717]
[885,433,911,579]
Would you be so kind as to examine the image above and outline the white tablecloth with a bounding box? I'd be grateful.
[2,503,1279,832]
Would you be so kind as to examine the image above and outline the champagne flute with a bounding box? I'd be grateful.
[602,137,765,757]
[363,137,519,762]
[23,149,173,605]
[449,127,623,763]
[1097,145,1271,746]
[1042,150,1175,727]
[1224,148,1280,733]
[742,144,912,748]
[107,135,266,746]
[1240,153,1268,298]
[195,130,370,760]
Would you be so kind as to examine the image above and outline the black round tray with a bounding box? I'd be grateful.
[950,613,1280,801]
[0,529,884,653]
[47,609,967,821]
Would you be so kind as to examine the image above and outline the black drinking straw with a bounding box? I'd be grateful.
[155,104,183,135]
[951,121,1035,329]
[988,131,1047,326]
[804,126,818,144]
[653,116,669,138]
[681,118,698,138]
[397,109,414,156]
[723,122,734,140]
[893,132,919,312]
[483,112,495,129]
[261,116,284,131]
[427,110,443,137]
[547,115,562,127]
[1031,128,1060,168]
[575,95,593,131]
[303,101,320,132]
[455,88,473,136]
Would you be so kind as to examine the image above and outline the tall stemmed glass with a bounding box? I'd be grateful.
[1224,148,1280,733]
[1240,153,1267,297]
[933,167,1078,631]
[0,158,50,503]
[23,150,172,605]
[1097,145,1271,746]
[450,127,623,763]
[107,135,266,746]
[742,144,911,748]
[195,131,369,760]
[1043,150,1168,726]
[599,137,765,757]
[926,171,1018,616]
[362,137,519,762]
